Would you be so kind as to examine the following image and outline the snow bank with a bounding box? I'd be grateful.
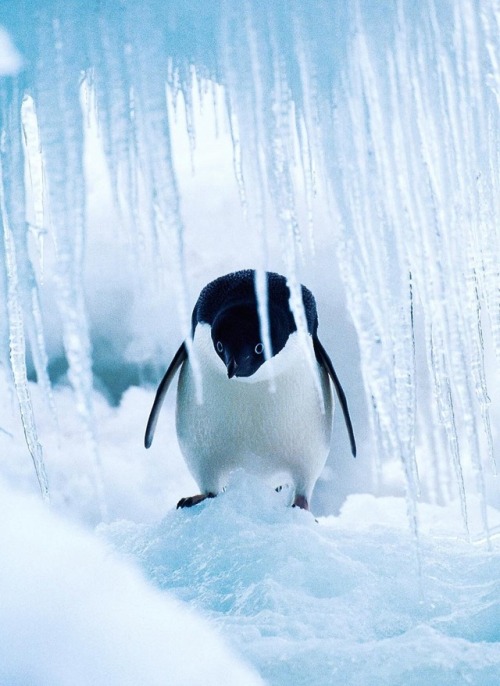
[2,380,500,685]
[102,473,500,686]
[0,480,262,686]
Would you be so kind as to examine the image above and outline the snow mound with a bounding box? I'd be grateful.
[0,480,262,686]
[102,473,500,686]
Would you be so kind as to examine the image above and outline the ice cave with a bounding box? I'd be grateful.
[0,1,499,684]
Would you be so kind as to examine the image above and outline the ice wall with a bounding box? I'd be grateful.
[0,1,498,527]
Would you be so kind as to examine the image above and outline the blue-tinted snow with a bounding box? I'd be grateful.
[0,478,262,686]
[1,379,500,685]
[102,473,500,686]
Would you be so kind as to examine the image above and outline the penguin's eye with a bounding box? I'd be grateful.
[254,343,264,355]
[216,341,224,353]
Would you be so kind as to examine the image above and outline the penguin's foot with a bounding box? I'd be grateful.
[292,494,309,510]
[176,493,216,509]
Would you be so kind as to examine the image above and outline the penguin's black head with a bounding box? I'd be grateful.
[211,303,290,378]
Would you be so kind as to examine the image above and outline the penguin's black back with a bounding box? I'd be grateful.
[192,270,318,336]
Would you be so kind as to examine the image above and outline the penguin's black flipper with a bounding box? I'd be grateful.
[145,342,187,449]
[313,337,357,457]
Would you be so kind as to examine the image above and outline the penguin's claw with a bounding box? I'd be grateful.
[176,493,216,509]
[292,494,309,510]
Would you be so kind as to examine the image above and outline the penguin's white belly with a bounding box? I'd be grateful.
[176,326,333,498]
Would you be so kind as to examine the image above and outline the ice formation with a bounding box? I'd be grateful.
[0,0,498,533]
[102,472,500,686]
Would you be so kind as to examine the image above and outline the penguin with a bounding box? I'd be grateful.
[145,270,356,511]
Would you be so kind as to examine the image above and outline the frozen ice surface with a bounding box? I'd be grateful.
[0,478,263,686]
[102,472,500,686]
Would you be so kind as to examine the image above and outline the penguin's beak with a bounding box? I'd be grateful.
[227,357,237,379]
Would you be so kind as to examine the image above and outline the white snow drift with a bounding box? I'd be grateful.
[0,479,262,686]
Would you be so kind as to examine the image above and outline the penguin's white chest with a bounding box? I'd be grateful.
[176,325,333,496]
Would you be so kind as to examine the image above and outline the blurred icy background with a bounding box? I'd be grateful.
[0,1,499,684]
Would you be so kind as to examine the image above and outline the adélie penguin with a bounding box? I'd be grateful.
[145,270,356,511]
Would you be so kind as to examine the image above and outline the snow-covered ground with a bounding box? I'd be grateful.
[2,381,500,685]
[0,475,263,686]
[103,475,500,686]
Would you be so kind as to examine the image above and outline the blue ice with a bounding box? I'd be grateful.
[102,473,500,685]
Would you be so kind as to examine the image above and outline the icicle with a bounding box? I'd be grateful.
[291,13,320,258]
[123,2,203,403]
[329,12,421,546]
[179,65,197,173]
[334,36,401,466]
[33,11,107,520]
[255,6,322,405]
[413,3,491,536]
[21,95,46,278]
[1,83,59,439]
[87,6,142,265]
[0,230,9,375]
[253,268,276,394]
[0,155,49,499]
[218,6,279,397]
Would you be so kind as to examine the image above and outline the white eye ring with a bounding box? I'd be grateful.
[216,341,223,353]
[255,343,264,355]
